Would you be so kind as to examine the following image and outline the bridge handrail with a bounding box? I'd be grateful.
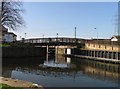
[20,37,84,44]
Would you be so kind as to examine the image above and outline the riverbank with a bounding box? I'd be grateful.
[0,77,44,89]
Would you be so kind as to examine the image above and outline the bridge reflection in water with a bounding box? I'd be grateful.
[2,55,120,87]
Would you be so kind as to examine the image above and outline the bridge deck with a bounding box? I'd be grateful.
[19,37,85,46]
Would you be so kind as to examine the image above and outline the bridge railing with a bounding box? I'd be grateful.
[22,38,84,44]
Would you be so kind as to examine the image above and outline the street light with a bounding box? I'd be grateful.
[94,28,98,45]
[43,34,44,38]
[94,28,98,39]
[57,33,58,38]
[56,33,58,42]
[25,33,26,38]
[75,27,76,39]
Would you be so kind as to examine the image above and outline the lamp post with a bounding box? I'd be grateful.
[43,34,44,42]
[94,28,98,39]
[74,27,77,43]
[94,27,99,44]
[25,33,26,38]
[75,27,76,39]
[57,33,58,38]
[43,34,44,38]
[57,33,58,41]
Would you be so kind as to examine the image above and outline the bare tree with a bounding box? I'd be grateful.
[1,0,25,31]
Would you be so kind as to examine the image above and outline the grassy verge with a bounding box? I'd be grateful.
[0,83,23,89]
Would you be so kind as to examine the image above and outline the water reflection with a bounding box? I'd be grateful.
[40,55,75,68]
[2,55,120,87]
[84,61,119,83]
[73,58,120,83]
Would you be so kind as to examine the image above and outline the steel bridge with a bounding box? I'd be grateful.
[20,37,85,47]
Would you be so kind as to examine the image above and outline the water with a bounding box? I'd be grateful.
[2,55,120,88]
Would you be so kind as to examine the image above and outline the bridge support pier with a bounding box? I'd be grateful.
[55,46,69,55]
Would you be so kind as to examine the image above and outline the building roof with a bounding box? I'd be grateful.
[111,35,120,41]
[7,32,17,37]
[111,35,120,39]
[0,26,8,32]
[0,26,17,37]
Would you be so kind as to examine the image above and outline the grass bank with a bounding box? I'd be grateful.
[0,83,22,89]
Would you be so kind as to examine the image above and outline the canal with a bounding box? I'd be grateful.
[2,55,120,88]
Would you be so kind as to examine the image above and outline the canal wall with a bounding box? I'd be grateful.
[2,47,46,57]
[68,41,120,61]
[85,42,120,52]
[64,41,120,64]
[73,48,120,60]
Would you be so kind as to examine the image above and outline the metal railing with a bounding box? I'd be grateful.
[19,37,84,44]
